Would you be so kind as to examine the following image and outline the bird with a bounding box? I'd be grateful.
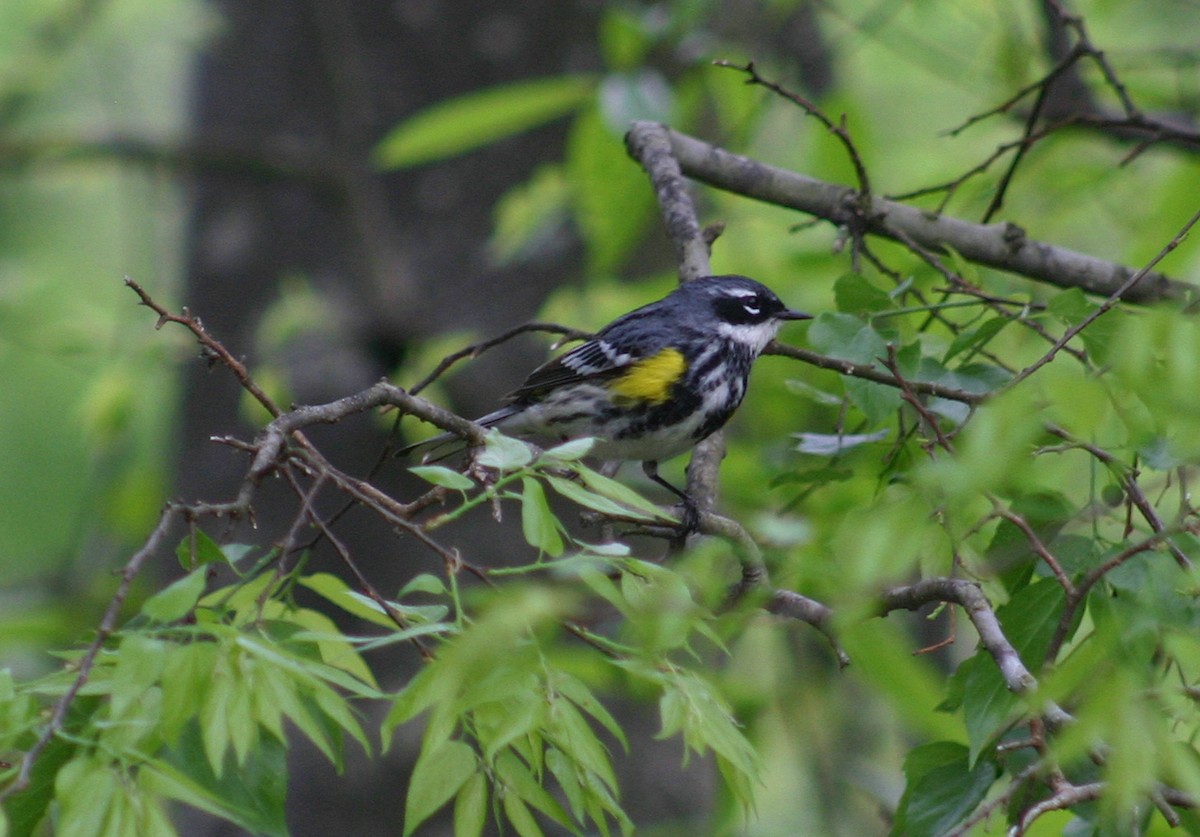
[400,274,810,528]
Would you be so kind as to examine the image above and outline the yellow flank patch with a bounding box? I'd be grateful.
[609,348,687,405]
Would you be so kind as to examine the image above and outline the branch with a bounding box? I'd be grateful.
[632,123,1195,304]
[880,578,1071,726]
[0,503,182,800]
[765,341,987,405]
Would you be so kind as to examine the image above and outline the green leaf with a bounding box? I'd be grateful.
[502,793,545,837]
[476,430,534,470]
[521,477,565,556]
[297,573,399,629]
[489,165,571,266]
[404,740,478,836]
[454,771,488,837]
[598,7,652,71]
[539,437,596,463]
[943,315,1010,364]
[566,105,655,273]
[54,757,117,837]
[545,475,659,522]
[574,464,671,519]
[835,272,895,314]
[375,75,595,169]
[409,465,475,490]
[175,529,230,570]
[158,724,289,837]
[400,573,448,596]
[893,742,998,837]
[806,312,874,360]
[142,568,207,623]
[845,376,902,427]
[494,750,574,831]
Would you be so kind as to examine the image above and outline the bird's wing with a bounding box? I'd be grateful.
[504,335,637,402]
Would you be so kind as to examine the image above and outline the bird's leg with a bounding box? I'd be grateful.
[642,461,699,536]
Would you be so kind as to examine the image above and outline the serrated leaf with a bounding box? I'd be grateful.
[142,568,207,623]
[375,76,595,169]
[409,465,475,490]
[521,477,565,556]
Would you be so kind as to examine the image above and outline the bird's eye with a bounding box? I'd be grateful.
[742,302,761,316]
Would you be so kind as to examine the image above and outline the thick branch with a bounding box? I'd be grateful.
[631,122,1195,304]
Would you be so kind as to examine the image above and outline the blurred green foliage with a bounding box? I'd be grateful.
[4,0,1200,835]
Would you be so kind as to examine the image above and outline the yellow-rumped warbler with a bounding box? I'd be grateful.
[404,275,809,521]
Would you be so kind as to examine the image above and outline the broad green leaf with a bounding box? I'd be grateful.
[476,430,534,470]
[404,740,478,836]
[375,76,595,169]
[893,742,997,837]
[409,465,475,490]
[521,477,565,556]
[806,312,873,360]
[845,376,902,427]
[835,272,894,314]
[142,568,207,623]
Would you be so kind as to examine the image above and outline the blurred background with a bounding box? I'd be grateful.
[3,0,1199,834]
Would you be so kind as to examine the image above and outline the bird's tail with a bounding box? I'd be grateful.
[394,404,520,461]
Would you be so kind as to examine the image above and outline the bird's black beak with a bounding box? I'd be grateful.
[779,308,813,321]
